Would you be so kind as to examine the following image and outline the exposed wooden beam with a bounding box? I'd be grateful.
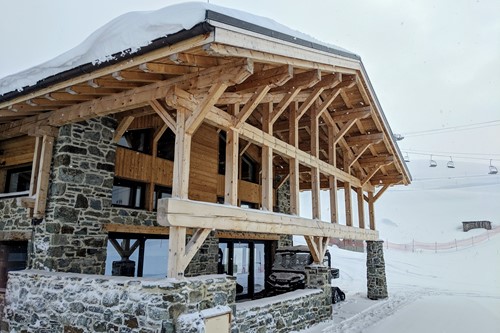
[332,119,357,145]
[359,155,394,166]
[225,128,239,205]
[171,108,191,199]
[184,228,211,268]
[113,116,135,143]
[349,143,372,169]
[149,99,176,132]
[368,191,376,230]
[373,184,390,202]
[332,106,372,122]
[231,64,293,92]
[261,103,273,211]
[270,87,301,124]
[185,82,228,135]
[345,133,384,146]
[234,85,270,129]
[357,188,365,229]
[289,102,300,215]
[271,69,321,93]
[158,198,380,241]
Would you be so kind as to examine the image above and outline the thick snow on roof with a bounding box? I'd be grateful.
[0,1,354,97]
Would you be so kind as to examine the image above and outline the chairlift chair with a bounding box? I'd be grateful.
[447,156,455,169]
[489,160,498,175]
[429,155,437,167]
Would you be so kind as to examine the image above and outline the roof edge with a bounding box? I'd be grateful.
[0,22,215,104]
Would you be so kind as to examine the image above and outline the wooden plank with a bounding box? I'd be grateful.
[33,135,55,218]
[296,87,324,120]
[104,223,170,235]
[305,236,321,263]
[158,198,379,241]
[343,150,353,227]
[345,133,384,146]
[215,231,279,241]
[270,87,301,124]
[271,69,321,92]
[310,106,321,220]
[29,136,42,197]
[328,125,338,224]
[373,184,390,202]
[331,106,371,122]
[333,119,357,145]
[113,116,135,143]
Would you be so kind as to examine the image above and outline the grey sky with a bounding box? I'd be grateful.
[1,0,499,163]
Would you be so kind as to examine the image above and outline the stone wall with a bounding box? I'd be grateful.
[31,117,117,275]
[366,240,388,300]
[0,198,31,235]
[185,231,219,277]
[3,270,235,333]
[233,289,330,333]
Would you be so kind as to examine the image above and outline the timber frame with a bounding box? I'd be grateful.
[0,9,410,278]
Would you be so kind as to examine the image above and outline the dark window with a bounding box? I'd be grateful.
[241,155,258,184]
[5,166,31,193]
[118,129,152,154]
[153,185,172,210]
[157,129,176,161]
[0,241,28,290]
[112,178,146,209]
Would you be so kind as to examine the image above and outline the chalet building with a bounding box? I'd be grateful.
[0,3,410,332]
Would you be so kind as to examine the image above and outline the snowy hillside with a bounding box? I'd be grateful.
[296,158,500,333]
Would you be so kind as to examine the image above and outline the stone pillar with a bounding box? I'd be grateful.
[185,231,219,277]
[366,240,388,300]
[305,265,332,306]
[31,117,117,274]
[276,179,293,247]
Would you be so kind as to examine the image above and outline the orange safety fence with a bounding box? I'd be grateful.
[384,225,500,252]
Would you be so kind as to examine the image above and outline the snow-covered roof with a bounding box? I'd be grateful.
[0,2,356,98]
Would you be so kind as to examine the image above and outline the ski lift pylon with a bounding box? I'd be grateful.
[447,156,455,169]
[429,155,437,167]
[489,160,498,175]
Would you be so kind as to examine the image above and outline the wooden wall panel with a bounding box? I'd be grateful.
[0,136,36,167]
[216,175,261,205]
[115,148,152,182]
[188,124,218,203]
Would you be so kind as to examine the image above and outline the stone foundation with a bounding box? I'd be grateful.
[366,240,388,300]
[3,270,235,333]
[233,289,329,333]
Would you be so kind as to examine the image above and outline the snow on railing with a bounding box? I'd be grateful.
[384,226,500,253]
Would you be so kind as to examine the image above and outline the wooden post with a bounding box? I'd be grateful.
[289,102,299,215]
[34,135,55,219]
[328,125,338,223]
[167,226,187,278]
[310,106,320,220]
[261,103,273,211]
[368,191,375,230]
[225,128,239,205]
[343,149,352,227]
[357,188,365,229]
[172,108,191,199]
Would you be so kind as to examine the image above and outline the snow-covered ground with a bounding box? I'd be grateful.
[296,159,500,332]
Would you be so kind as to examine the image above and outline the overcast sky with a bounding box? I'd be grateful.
[1,0,499,167]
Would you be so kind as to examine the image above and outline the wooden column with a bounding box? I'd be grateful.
[225,129,239,205]
[172,108,191,199]
[343,149,353,227]
[310,106,321,220]
[289,102,300,215]
[261,103,273,211]
[34,135,55,219]
[368,191,376,230]
[357,188,365,229]
[167,226,187,278]
[328,125,338,223]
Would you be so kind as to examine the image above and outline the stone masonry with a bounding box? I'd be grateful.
[31,117,117,274]
[233,289,329,333]
[366,240,388,300]
[3,270,236,333]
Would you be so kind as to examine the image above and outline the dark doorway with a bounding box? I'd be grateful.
[218,239,271,300]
